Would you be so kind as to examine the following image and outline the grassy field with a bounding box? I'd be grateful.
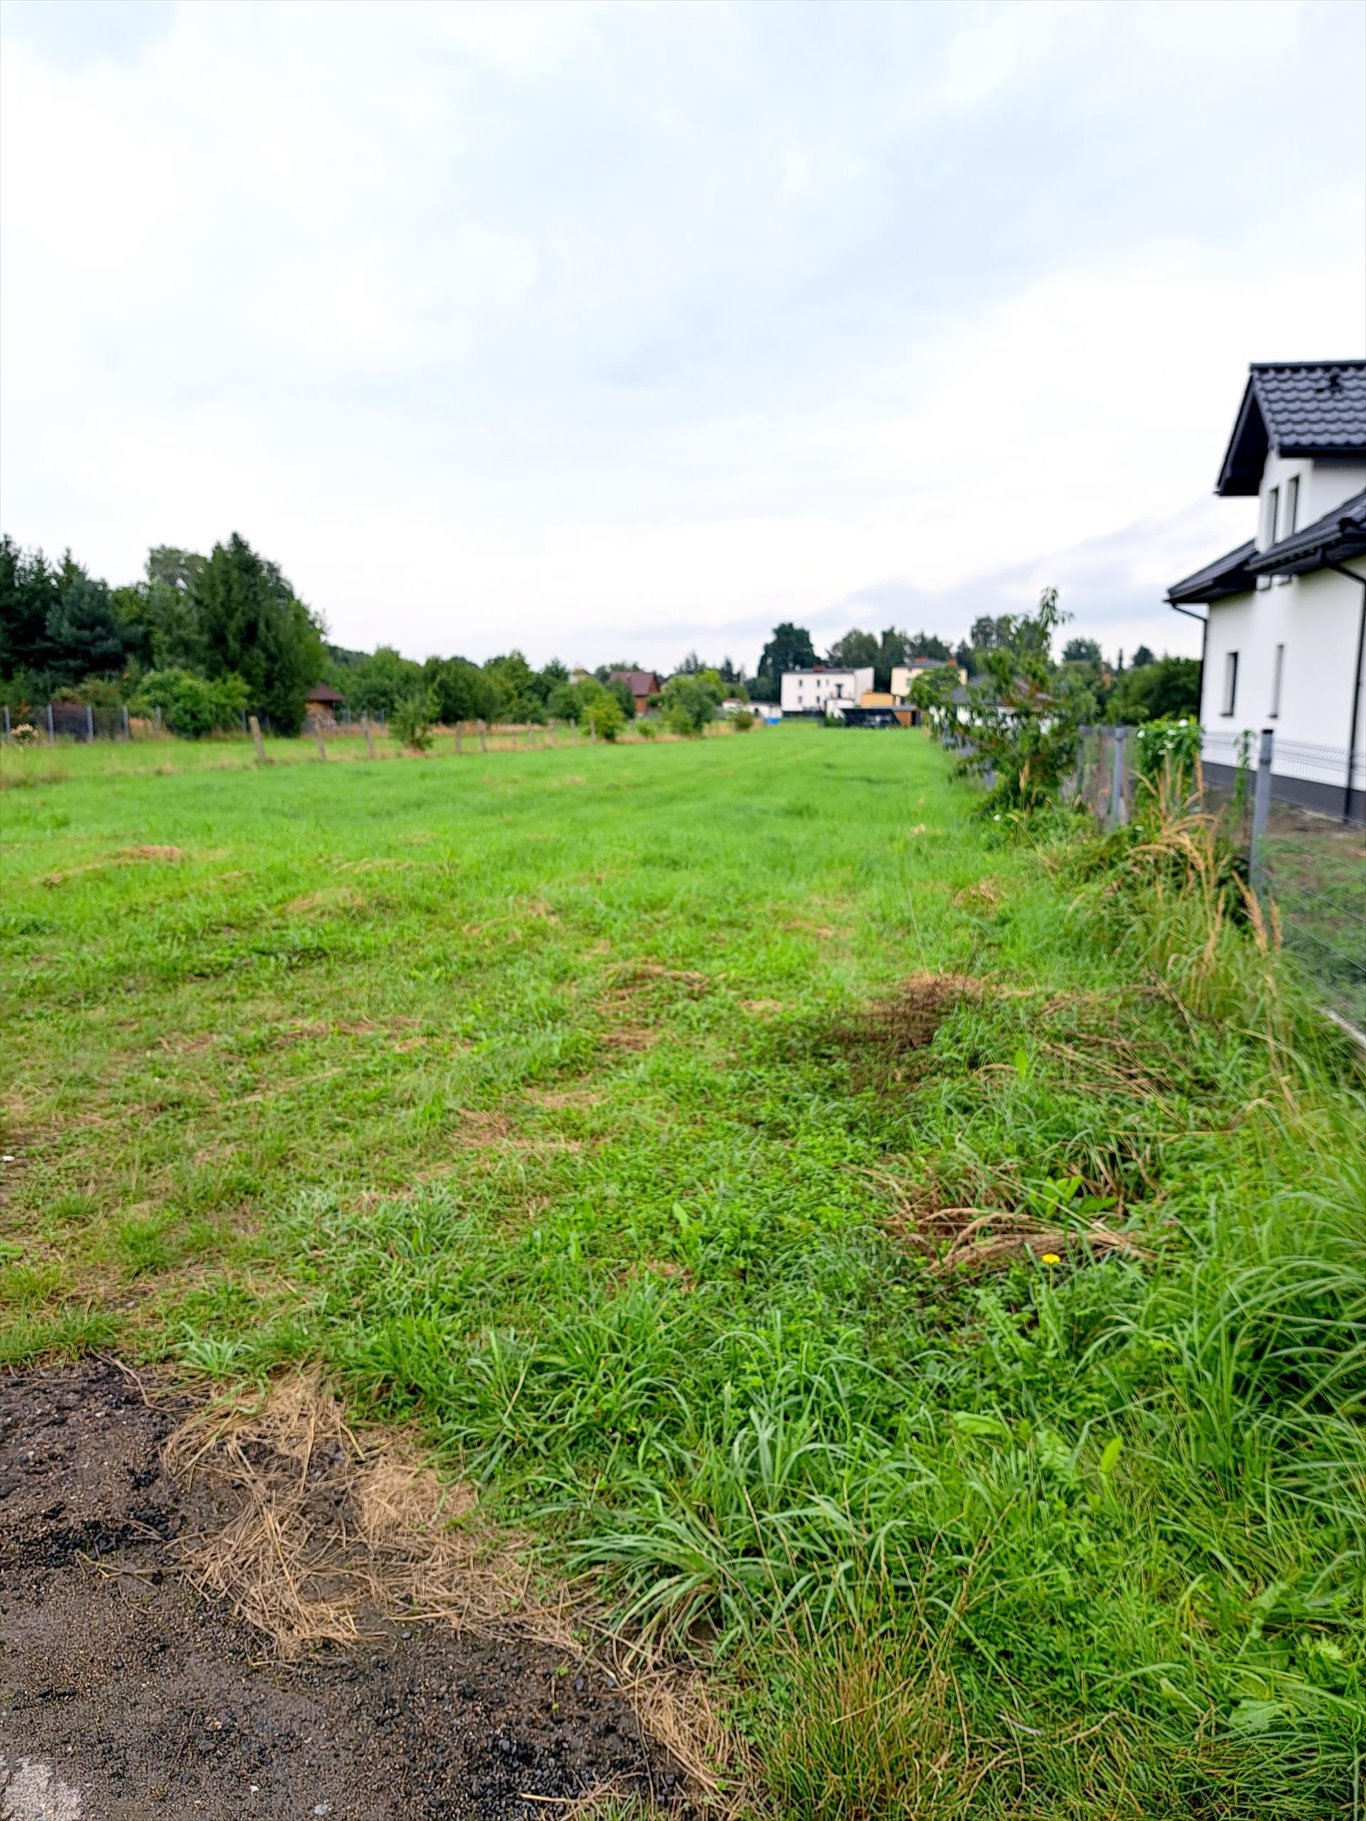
[2,724,1363,1817]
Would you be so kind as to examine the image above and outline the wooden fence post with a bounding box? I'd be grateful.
[248,714,267,765]
[478,718,488,753]
[46,703,55,744]
[363,713,376,760]
[310,715,328,760]
[455,721,463,755]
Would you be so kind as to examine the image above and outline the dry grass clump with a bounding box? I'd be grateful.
[164,1374,745,1808]
[165,1372,533,1654]
[42,844,185,886]
[869,1164,1148,1276]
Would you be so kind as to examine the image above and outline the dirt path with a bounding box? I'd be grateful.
[0,1361,691,1819]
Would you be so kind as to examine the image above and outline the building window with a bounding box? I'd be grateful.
[1275,477,1299,584]
[1257,486,1279,589]
[1270,643,1284,718]
[1222,651,1239,716]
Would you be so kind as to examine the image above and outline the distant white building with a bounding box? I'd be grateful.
[780,666,874,717]
[890,658,966,700]
[1168,360,1366,820]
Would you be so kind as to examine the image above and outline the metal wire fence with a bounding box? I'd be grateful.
[1066,724,1366,1033]
[0,703,390,743]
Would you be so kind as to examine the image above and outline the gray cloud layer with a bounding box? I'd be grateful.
[2,1,1362,668]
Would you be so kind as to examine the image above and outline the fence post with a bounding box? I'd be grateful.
[248,714,267,765]
[454,721,463,755]
[478,718,487,753]
[85,703,94,742]
[310,715,327,760]
[2,705,9,741]
[1249,727,1274,898]
[1107,726,1128,829]
[122,703,130,741]
[363,713,376,760]
[46,703,55,744]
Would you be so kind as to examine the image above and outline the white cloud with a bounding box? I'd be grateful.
[1,0,1362,670]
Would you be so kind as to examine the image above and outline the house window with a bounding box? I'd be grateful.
[1257,486,1279,589]
[1270,643,1284,718]
[1275,477,1299,584]
[1222,651,1239,716]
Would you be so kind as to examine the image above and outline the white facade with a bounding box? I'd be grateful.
[890,661,967,699]
[780,667,874,715]
[1200,453,1366,789]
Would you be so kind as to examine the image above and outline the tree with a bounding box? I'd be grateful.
[756,623,817,699]
[958,587,1083,813]
[661,669,724,735]
[426,655,497,725]
[954,639,973,673]
[350,645,423,718]
[1131,644,1156,669]
[1106,656,1199,725]
[584,691,624,741]
[0,538,60,677]
[194,533,324,732]
[905,630,952,662]
[485,650,544,721]
[606,675,636,720]
[42,558,129,682]
[1062,637,1102,664]
[827,629,880,672]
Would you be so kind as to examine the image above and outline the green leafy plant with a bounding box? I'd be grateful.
[389,689,438,752]
[584,692,624,741]
[131,668,250,738]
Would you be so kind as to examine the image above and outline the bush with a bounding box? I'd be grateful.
[661,671,723,736]
[389,690,438,753]
[131,668,249,738]
[584,694,624,741]
[731,709,755,732]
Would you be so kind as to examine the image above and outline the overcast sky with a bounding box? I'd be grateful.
[2,0,1363,671]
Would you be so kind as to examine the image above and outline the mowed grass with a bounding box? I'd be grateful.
[2,725,1363,1818]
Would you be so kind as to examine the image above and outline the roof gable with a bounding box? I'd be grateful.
[1216,361,1366,495]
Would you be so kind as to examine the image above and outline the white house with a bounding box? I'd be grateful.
[1168,360,1366,820]
[780,666,874,717]
[890,658,966,700]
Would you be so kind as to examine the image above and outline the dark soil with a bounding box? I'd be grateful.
[0,1360,691,1819]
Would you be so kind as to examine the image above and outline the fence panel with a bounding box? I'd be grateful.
[1256,743,1366,1032]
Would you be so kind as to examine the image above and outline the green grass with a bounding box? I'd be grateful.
[2,723,1363,1817]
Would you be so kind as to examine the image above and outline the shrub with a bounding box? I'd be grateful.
[584,694,624,741]
[389,690,438,753]
[131,668,249,738]
[731,709,755,732]
[661,671,723,736]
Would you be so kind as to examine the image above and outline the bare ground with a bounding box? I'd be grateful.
[0,1360,695,1820]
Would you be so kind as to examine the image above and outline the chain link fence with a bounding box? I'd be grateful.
[1066,724,1366,1033]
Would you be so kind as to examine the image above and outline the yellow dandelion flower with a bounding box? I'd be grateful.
[1040,1252,1062,1265]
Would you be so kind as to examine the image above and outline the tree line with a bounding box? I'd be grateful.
[2,528,1196,736]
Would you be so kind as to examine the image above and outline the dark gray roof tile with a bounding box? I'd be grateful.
[1217,361,1366,495]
